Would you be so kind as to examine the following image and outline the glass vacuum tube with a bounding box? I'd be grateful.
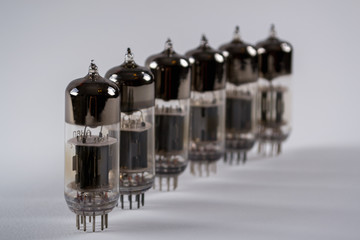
[145,39,191,191]
[219,26,258,164]
[256,24,293,155]
[185,35,226,176]
[105,48,155,209]
[64,60,120,232]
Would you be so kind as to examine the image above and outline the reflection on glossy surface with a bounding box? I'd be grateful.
[70,88,78,96]
[107,86,116,96]
[257,47,266,54]
[247,46,257,56]
[214,53,224,63]
[143,73,152,81]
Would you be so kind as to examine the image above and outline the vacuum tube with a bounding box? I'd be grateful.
[256,24,293,155]
[145,39,191,191]
[219,26,258,164]
[105,48,155,209]
[185,35,226,176]
[64,60,120,232]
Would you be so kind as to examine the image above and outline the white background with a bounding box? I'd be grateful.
[0,0,359,239]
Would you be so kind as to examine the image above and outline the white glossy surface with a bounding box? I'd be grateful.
[1,147,359,239]
[0,0,360,239]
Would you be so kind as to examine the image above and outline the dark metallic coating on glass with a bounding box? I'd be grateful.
[219,26,258,85]
[145,39,191,100]
[65,61,120,127]
[256,24,293,81]
[105,48,155,112]
[185,35,226,92]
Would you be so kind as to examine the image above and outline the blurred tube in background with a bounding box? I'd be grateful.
[185,35,226,177]
[256,24,293,156]
[146,39,191,191]
[219,26,259,165]
[105,49,155,209]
